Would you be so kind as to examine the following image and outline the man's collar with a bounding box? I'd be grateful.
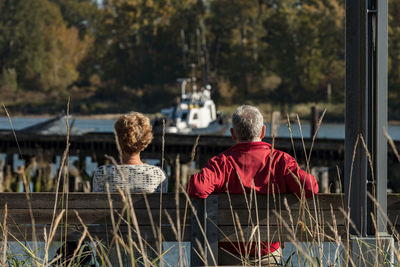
[230,141,271,151]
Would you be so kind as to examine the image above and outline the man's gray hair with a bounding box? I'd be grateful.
[232,105,264,141]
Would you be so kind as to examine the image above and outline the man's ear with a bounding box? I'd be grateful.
[230,128,237,141]
[260,125,266,140]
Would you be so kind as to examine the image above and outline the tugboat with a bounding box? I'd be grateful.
[153,78,228,135]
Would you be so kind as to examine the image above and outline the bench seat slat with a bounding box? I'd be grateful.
[2,209,348,227]
[0,193,399,243]
[0,193,190,209]
[216,209,346,226]
[1,209,190,225]
[5,225,191,242]
[215,225,348,242]
[218,194,344,210]
[4,225,358,242]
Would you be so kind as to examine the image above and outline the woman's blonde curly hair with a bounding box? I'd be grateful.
[114,112,153,154]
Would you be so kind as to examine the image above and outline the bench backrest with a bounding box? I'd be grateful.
[1,193,400,266]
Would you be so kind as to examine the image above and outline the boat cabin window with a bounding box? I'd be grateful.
[207,104,216,120]
[181,112,188,121]
[192,112,198,120]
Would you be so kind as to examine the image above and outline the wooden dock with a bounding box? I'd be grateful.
[1,130,400,168]
[1,130,400,193]
[0,131,348,165]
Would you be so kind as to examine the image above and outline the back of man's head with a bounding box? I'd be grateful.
[232,105,264,142]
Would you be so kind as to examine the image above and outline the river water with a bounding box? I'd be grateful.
[3,116,400,140]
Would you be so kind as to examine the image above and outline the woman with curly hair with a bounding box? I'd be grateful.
[93,112,167,193]
[60,113,167,266]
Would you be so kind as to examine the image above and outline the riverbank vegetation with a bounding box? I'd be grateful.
[0,0,400,120]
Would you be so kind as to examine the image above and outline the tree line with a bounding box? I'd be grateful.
[0,0,399,116]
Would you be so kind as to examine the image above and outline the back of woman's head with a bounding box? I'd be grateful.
[114,112,153,154]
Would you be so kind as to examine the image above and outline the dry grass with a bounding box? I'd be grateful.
[0,103,399,267]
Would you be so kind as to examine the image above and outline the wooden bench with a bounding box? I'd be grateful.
[0,192,399,266]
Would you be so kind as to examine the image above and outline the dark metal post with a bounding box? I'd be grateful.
[345,1,391,264]
[345,0,390,262]
[310,106,319,138]
[345,0,369,236]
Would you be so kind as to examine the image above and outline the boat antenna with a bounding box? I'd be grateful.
[180,29,187,71]
[190,63,197,93]
[177,78,190,98]
[199,18,210,86]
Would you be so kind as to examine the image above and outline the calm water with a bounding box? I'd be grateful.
[2,116,400,140]
[0,117,115,133]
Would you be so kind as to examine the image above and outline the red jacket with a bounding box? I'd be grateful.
[187,141,319,255]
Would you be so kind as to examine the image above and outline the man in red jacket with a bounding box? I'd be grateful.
[187,105,319,266]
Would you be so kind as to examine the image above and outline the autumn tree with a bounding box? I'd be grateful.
[49,0,100,37]
[207,0,270,101]
[88,0,205,87]
[0,0,92,92]
[205,0,345,105]
[261,0,345,105]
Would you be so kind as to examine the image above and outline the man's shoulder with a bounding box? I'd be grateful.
[209,151,229,162]
[211,141,293,161]
[259,144,297,165]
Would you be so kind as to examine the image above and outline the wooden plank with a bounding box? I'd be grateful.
[387,194,400,209]
[217,225,348,242]
[0,193,191,209]
[1,193,400,245]
[191,198,205,267]
[216,209,346,226]
[5,224,350,242]
[1,209,190,225]
[218,194,344,210]
[5,225,191,242]
[0,131,351,165]
[0,193,348,213]
[206,195,219,265]
[1,193,397,217]
[1,208,346,229]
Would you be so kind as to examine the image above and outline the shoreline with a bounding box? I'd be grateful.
[3,113,400,125]
[0,113,160,120]
[2,113,122,120]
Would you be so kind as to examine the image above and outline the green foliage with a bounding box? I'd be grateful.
[1,67,18,92]
[0,0,92,93]
[200,0,346,106]
[207,0,269,98]
[48,0,100,37]
[1,0,400,116]
[87,0,200,88]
